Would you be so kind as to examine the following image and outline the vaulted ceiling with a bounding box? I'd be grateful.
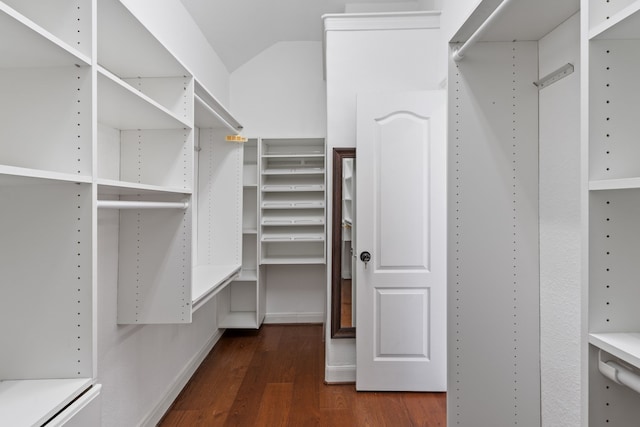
[180,0,434,72]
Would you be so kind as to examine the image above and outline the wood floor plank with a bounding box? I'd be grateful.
[159,324,447,427]
[254,383,294,427]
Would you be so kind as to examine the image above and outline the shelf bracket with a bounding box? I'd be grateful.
[533,63,574,90]
[598,350,640,394]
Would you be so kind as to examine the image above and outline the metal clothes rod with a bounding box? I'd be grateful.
[97,200,189,210]
[452,0,515,62]
[599,350,640,394]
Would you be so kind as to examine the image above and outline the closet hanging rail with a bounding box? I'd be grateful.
[599,350,640,395]
[97,200,189,210]
[452,0,515,62]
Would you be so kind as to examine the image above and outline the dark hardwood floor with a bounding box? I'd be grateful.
[159,324,446,427]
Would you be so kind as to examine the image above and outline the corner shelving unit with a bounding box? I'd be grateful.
[0,0,97,424]
[585,0,640,422]
[260,138,326,265]
[218,138,266,328]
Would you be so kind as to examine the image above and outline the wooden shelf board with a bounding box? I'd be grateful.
[0,166,91,185]
[194,94,239,132]
[218,311,258,329]
[98,68,191,130]
[0,5,90,69]
[590,1,640,40]
[590,332,640,369]
[0,378,92,426]
[589,177,640,191]
[192,264,241,310]
[97,179,191,196]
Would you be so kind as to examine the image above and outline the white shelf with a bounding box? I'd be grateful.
[262,201,325,209]
[0,378,92,427]
[98,68,191,130]
[261,256,326,265]
[0,3,90,69]
[262,233,325,242]
[262,217,325,226]
[0,165,91,184]
[262,167,325,175]
[243,228,258,234]
[262,154,324,159]
[589,178,640,191]
[194,94,241,133]
[590,0,640,40]
[590,332,640,370]
[218,311,257,328]
[97,0,188,79]
[97,179,191,196]
[262,184,325,192]
[191,264,241,310]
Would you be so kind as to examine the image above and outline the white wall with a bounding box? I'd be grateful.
[539,13,581,427]
[324,16,443,381]
[231,41,327,322]
[120,0,231,105]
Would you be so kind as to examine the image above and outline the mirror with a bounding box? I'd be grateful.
[331,148,356,338]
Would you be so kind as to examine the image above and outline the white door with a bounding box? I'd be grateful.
[355,90,446,391]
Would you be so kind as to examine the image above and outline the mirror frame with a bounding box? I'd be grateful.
[331,147,356,338]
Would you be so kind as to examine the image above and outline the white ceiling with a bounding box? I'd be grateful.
[180,0,434,72]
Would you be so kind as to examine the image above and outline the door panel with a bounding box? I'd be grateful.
[356,90,446,391]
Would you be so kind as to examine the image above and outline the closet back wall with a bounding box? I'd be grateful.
[231,41,327,323]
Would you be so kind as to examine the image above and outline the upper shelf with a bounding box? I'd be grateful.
[450,0,579,44]
[590,0,640,40]
[0,3,90,69]
[97,0,188,78]
[98,68,191,130]
[194,81,243,133]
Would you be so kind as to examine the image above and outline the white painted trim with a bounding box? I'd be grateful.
[139,329,225,427]
[322,11,441,79]
[322,11,441,32]
[263,312,324,324]
[325,365,356,383]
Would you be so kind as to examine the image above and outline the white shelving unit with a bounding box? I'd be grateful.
[586,1,640,422]
[218,139,266,328]
[260,138,327,264]
[447,0,579,425]
[0,0,97,424]
[1,0,244,423]
[97,0,194,325]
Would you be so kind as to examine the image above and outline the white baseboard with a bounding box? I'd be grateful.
[325,364,356,383]
[264,312,324,324]
[140,329,224,427]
